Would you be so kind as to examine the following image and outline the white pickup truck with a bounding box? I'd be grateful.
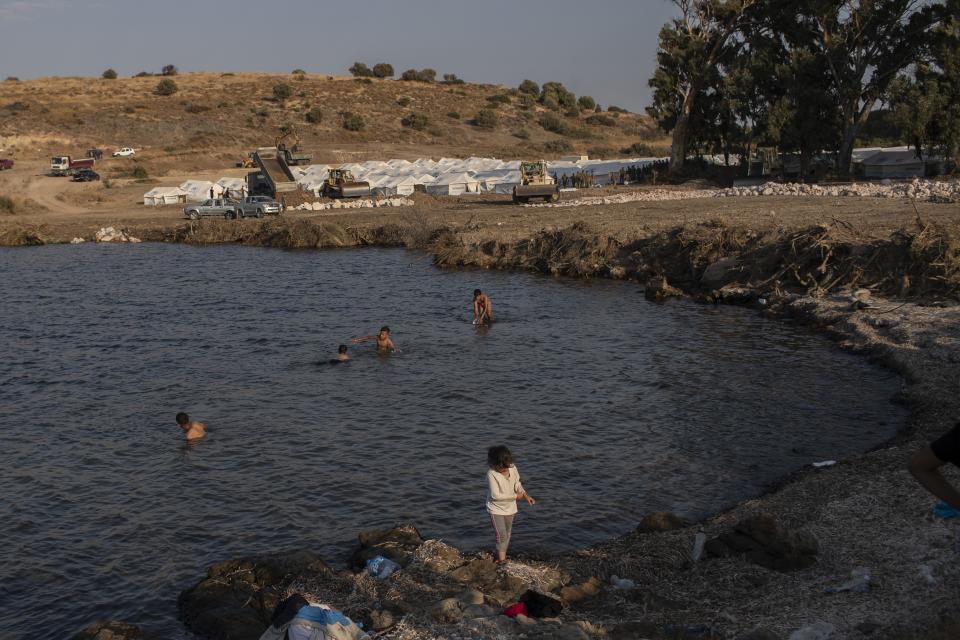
[112,147,136,157]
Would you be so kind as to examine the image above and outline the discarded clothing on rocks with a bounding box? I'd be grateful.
[260,594,367,640]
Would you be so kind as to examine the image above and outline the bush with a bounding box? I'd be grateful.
[130,165,149,179]
[621,142,654,155]
[341,112,365,131]
[349,62,372,77]
[447,111,461,119]
[4,76,19,82]
[543,139,573,153]
[184,103,210,113]
[272,83,294,102]
[161,64,178,76]
[354,77,372,84]
[594,104,603,113]
[512,129,530,140]
[518,79,539,95]
[538,112,569,135]
[441,73,465,85]
[585,114,616,127]
[401,112,430,131]
[372,63,394,78]
[540,81,576,111]
[577,95,596,111]
[400,68,436,82]
[0,195,15,214]
[486,94,511,105]
[134,71,153,78]
[565,105,581,118]
[102,69,118,80]
[518,93,536,110]
[305,107,323,124]
[397,96,412,107]
[154,79,178,96]
[292,68,306,75]
[607,105,628,113]
[419,68,437,83]
[474,108,499,129]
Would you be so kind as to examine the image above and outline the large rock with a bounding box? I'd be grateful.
[72,620,157,640]
[637,512,689,533]
[178,550,331,640]
[349,523,425,570]
[706,513,818,572]
[700,256,739,289]
[644,276,682,301]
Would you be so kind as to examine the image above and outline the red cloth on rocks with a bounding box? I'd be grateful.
[503,602,528,618]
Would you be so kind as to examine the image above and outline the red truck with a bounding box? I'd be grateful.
[0,159,13,170]
[50,155,95,176]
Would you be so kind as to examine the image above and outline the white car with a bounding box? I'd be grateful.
[112,147,135,157]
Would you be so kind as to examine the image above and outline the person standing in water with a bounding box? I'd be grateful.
[352,326,397,352]
[331,344,350,363]
[175,412,207,441]
[486,445,535,563]
[473,289,494,325]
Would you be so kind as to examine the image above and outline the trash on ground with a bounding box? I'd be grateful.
[824,567,870,594]
[364,555,400,579]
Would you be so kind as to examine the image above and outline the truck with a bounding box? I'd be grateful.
[513,160,560,203]
[50,156,95,176]
[235,195,282,218]
[182,198,243,220]
[251,147,298,197]
[321,168,371,198]
[0,159,13,171]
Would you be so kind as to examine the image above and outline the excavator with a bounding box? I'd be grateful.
[513,160,560,204]
[275,126,313,166]
[321,168,371,198]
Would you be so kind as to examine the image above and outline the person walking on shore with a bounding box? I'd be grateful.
[909,423,960,510]
[473,289,494,326]
[175,413,207,441]
[486,445,535,563]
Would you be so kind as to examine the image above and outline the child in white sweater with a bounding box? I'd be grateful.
[486,445,536,563]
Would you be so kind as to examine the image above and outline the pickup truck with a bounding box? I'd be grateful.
[182,198,242,220]
[236,195,283,218]
[0,159,13,170]
[113,147,136,157]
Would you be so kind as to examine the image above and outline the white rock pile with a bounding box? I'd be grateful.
[294,197,414,212]
[529,178,960,208]
[94,226,141,243]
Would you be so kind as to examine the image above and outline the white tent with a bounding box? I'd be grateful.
[475,169,520,194]
[217,177,246,198]
[863,149,932,179]
[143,186,188,206]
[180,180,223,202]
[426,171,480,196]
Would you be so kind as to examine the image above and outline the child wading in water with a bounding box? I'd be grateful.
[486,445,535,563]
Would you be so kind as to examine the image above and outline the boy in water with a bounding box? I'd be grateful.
[351,326,397,352]
[334,344,350,362]
[473,289,494,325]
[175,412,207,441]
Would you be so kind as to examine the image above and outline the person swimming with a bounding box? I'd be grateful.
[473,289,494,325]
[330,344,350,364]
[351,326,397,352]
[175,412,207,441]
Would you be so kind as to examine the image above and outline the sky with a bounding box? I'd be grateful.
[0,0,677,112]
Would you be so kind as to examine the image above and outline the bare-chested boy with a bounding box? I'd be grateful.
[473,289,494,325]
[175,412,207,441]
[351,326,397,352]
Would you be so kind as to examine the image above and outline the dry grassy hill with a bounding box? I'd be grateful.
[0,72,666,176]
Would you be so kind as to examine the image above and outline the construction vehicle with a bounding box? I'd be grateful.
[275,126,312,166]
[321,168,371,198]
[748,146,781,179]
[513,160,560,203]
[249,147,298,198]
[236,153,256,169]
[50,155,95,176]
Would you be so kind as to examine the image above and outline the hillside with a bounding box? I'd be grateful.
[0,72,665,175]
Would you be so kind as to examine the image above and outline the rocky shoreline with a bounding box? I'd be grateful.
[19,212,957,639]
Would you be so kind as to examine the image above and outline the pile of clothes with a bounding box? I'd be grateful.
[260,594,368,640]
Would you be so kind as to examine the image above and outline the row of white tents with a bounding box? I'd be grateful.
[143,177,249,206]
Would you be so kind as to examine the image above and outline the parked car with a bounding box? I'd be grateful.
[112,147,135,157]
[182,198,242,220]
[236,195,283,218]
[0,158,13,170]
[71,168,100,182]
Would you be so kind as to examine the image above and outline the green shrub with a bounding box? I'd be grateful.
[102,69,118,80]
[397,96,412,107]
[372,63,394,78]
[540,81,576,111]
[486,94,511,105]
[441,73,465,84]
[447,111,461,119]
[543,140,573,153]
[131,165,149,179]
[134,71,153,78]
[400,68,436,82]
[577,95,596,111]
[341,112,365,131]
[354,77,372,84]
[565,105,580,118]
[305,107,323,124]
[0,195,15,214]
[184,103,210,113]
[221,72,235,77]
[518,79,539,95]
[154,79,178,96]
[512,129,530,139]
[474,108,499,129]
[585,114,616,127]
[4,76,19,82]
[349,62,372,77]
[161,64,178,76]
[401,112,430,131]
[292,68,306,75]
[538,112,569,135]
[607,105,628,113]
[272,83,294,102]
[518,93,536,110]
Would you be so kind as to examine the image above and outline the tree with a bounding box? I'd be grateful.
[372,63,394,78]
[102,69,118,80]
[305,107,323,124]
[401,112,430,131]
[474,108,499,129]
[540,81,576,111]
[647,0,758,172]
[441,73,465,84]
[518,79,540,95]
[161,64,178,76]
[418,68,437,83]
[341,112,365,131]
[154,79,178,96]
[577,95,596,111]
[349,62,372,77]
[273,83,294,102]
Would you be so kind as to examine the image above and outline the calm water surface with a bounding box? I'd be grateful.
[0,244,905,638]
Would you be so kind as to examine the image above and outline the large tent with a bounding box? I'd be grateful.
[862,149,932,179]
[217,177,247,198]
[180,180,223,202]
[143,186,188,206]
[426,172,480,196]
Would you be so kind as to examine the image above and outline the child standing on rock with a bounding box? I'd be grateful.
[486,445,535,563]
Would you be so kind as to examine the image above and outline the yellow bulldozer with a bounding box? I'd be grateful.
[321,168,371,198]
[513,160,560,204]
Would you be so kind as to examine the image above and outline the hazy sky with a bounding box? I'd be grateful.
[0,0,676,112]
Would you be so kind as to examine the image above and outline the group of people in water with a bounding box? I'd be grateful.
[172,287,537,560]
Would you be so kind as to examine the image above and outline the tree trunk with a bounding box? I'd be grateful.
[837,98,877,178]
[800,146,811,182]
[670,114,691,172]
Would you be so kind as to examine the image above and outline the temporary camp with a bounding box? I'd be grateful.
[426,172,480,196]
[143,186,188,206]
[180,180,223,201]
[862,149,936,179]
[217,177,246,198]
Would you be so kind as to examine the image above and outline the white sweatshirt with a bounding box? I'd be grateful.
[486,465,525,515]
